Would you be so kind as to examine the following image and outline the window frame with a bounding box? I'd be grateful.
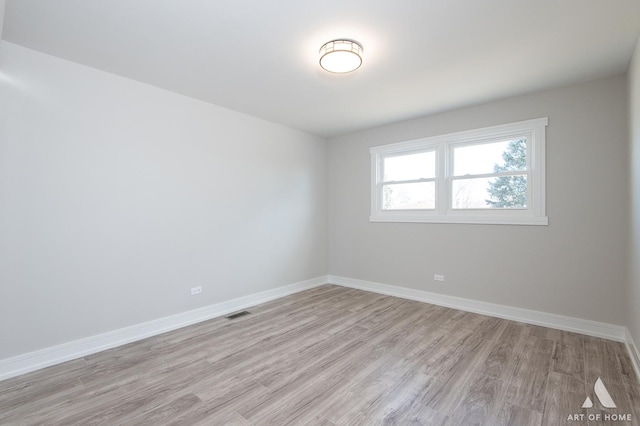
[370,118,548,225]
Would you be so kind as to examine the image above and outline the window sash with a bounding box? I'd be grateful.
[380,148,437,184]
[450,174,529,211]
[381,181,436,211]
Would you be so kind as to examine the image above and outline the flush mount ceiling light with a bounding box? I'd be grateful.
[319,39,363,73]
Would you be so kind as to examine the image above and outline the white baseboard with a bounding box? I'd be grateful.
[0,276,328,382]
[625,328,640,382]
[2,274,635,383]
[329,275,627,342]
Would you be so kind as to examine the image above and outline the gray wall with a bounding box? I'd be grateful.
[629,37,640,346]
[328,75,629,325]
[0,0,5,39]
[0,42,328,359]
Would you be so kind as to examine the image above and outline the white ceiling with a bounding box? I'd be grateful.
[2,0,640,137]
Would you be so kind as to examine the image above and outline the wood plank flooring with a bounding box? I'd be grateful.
[0,285,638,425]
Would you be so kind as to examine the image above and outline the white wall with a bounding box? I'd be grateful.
[328,75,629,325]
[0,41,327,360]
[629,37,640,346]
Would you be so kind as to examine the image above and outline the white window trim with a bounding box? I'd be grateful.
[370,118,548,225]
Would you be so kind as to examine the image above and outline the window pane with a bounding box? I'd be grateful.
[383,151,435,182]
[453,139,527,176]
[383,182,435,210]
[452,175,527,209]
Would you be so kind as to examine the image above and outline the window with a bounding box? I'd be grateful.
[382,150,436,210]
[370,118,548,225]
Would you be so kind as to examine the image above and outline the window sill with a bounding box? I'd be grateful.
[370,214,548,226]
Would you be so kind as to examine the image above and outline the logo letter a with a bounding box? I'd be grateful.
[582,377,617,409]
[593,377,616,408]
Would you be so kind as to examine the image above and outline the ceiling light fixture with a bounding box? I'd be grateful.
[319,39,363,73]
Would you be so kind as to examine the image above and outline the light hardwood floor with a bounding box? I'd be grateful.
[1,285,638,425]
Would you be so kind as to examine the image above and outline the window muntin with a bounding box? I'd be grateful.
[370,118,548,225]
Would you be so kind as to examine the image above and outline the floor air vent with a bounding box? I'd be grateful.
[225,311,251,320]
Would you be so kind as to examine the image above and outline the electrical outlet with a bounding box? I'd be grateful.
[190,286,203,295]
[434,274,445,282]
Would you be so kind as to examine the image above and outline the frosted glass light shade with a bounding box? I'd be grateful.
[319,40,363,73]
